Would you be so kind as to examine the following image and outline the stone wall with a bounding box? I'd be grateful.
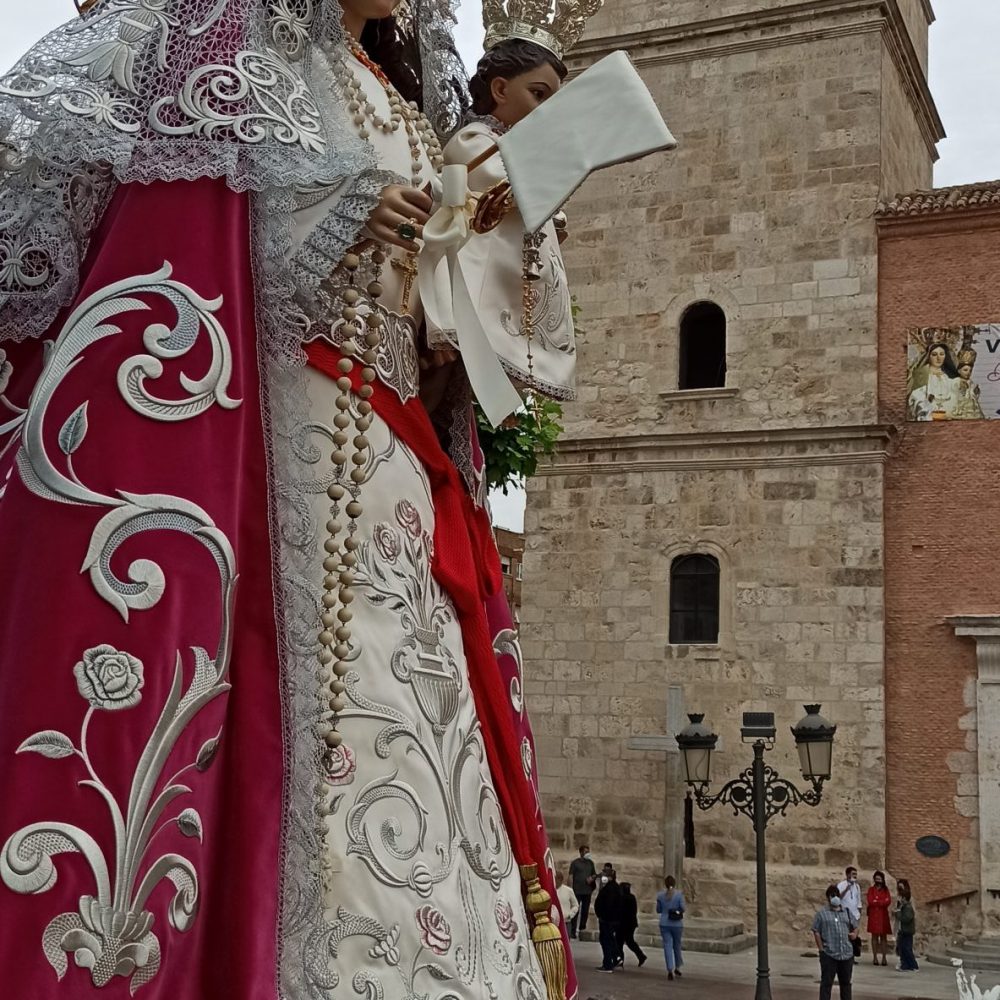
[523,439,890,937]
[584,0,931,49]
[521,0,939,944]
[880,52,935,197]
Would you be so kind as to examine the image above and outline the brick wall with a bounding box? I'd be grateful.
[878,210,1000,905]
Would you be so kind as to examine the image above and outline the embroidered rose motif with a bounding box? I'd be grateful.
[0,349,11,395]
[372,522,401,563]
[415,905,452,955]
[495,899,518,941]
[73,644,144,711]
[325,744,356,786]
[395,499,422,538]
[408,861,433,898]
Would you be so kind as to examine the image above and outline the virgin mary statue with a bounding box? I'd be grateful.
[0,2,574,998]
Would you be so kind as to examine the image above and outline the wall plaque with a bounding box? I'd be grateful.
[915,835,951,858]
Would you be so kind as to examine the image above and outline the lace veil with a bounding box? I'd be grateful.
[0,0,469,342]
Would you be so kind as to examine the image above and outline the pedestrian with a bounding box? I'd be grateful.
[895,879,919,971]
[598,862,614,889]
[812,883,858,1000]
[568,845,597,937]
[594,870,623,972]
[617,883,648,968]
[866,870,891,966]
[656,875,685,980]
[554,871,580,938]
[837,866,863,960]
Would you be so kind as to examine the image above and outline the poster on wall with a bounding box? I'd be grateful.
[907,325,1000,421]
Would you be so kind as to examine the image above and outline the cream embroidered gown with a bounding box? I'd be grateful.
[288,48,547,1000]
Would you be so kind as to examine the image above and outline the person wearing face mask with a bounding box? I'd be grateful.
[812,884,858,1000]
[568,845,597,937]
[866,870,892,966]
[594,869,624,972]
[837,866,864,943]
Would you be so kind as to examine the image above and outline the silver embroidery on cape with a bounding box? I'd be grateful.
[0,266,239,993]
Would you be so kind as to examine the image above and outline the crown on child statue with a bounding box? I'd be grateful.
[482,0,605,61]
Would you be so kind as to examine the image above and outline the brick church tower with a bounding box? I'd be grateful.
[521,0,946,939]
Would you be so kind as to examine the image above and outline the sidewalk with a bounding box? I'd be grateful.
[570,938,979,1000]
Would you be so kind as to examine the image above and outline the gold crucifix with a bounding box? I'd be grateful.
[391,252,419,314]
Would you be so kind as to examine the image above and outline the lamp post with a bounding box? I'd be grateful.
[675,705,836,1000]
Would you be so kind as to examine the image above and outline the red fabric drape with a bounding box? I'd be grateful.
[305,342,543,869]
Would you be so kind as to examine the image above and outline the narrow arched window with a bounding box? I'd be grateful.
[669,554,720,644]
[679,301,727,390]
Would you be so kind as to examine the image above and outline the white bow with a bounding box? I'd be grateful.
[418,164,522,428]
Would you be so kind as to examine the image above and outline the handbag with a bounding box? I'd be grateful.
[852,936,863,958]
[668,909,684,921]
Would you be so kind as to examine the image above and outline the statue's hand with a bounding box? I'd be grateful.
[367,185,432,251]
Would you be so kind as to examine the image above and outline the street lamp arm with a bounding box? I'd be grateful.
[690,763,826,828]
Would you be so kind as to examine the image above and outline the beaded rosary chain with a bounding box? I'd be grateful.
[521,232,546,426]
[334,41,444,185]
[314,249,385,809]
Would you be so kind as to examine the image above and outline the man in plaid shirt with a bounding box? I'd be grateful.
[812,884,858,1000]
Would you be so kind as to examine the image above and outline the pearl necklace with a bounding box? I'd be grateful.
[333,41,445,187]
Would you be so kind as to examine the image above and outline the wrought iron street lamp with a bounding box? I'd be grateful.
[676,705,836,1000]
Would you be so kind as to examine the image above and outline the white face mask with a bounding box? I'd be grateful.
[829,896,842,908]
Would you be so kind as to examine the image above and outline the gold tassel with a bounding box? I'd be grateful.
[520,863,568,1000]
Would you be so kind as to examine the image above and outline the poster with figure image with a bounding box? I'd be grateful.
[907,325,1000,421]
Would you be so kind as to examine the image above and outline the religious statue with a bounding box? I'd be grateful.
[0,0,623,996]
[427,1,606,402]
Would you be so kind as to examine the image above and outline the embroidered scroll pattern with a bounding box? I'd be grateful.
[0,264,239,993]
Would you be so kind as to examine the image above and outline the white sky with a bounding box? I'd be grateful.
[4,1,998,529]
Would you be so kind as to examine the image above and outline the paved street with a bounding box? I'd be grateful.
[571,939,976,1000]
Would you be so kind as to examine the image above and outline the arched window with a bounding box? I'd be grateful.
[679,301,727,390]
[669,554,720,644]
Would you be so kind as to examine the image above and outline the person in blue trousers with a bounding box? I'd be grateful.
[656,875,685,980]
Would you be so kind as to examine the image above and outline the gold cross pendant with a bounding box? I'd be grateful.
[391,252,419,314]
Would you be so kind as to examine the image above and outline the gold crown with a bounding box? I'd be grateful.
[482,0,605,60]
[957,348,977,367]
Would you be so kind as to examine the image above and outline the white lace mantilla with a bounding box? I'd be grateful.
[0,0,469,343]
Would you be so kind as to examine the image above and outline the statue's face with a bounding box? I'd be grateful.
[490,61,563,127]
[929,346,946,368]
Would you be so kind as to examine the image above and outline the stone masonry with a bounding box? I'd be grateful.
[520,0,944,944]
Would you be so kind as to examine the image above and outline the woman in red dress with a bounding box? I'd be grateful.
[867,870,892,965]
